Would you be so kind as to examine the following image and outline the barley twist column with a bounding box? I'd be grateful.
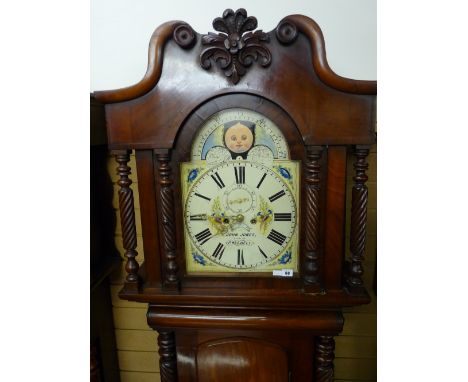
[346,145,370,293]
[315,335,335,382]
[155,150,180,290]
[303,146,323,291]
[157,330,178,382]
[115,150,140,292]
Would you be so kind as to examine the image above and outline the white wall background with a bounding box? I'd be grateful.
[91,0,376,91]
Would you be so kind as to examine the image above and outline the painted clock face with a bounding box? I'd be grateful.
[191,108,290,165]
[184,161,297,269]
[181,107,299,275]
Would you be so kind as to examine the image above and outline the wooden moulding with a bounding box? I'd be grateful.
[120,286,370,308]
[147,306,344,334]
[93,14,376,105]
[94,21,188,104]
[94,13,376,150]
[279,15,376,95]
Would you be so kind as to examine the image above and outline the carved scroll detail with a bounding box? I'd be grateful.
[275,19,298,44]
[315,335,335,382]
[155,151,179,290]
[346,146,370,292]
[157,330,178,382]
[200,8,271,84]
[115,150,140,292]
[173,23,196,49]
[304,146,323,290]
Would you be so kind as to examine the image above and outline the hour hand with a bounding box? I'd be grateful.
[189,213,207,221]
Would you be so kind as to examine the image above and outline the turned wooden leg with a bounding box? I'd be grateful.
[157,330,178,382]
[315,335,335,382]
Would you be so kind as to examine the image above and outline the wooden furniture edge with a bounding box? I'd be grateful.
[118,288,370,308]
[282,15,376,95]
[147,306,344,333]
[93,20,186,103]
[93,15,376,104]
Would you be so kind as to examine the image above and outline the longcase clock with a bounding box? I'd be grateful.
[95,9,376,382]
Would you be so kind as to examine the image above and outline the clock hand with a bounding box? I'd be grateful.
[250,210,273,234]
[189,213,208,220]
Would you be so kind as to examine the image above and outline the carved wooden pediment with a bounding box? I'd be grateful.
[198,8,271,84]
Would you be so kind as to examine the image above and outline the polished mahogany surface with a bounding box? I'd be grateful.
[196,338,288,382]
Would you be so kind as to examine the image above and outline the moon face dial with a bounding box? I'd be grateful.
[191,108,290,163]
[184,161,297,269]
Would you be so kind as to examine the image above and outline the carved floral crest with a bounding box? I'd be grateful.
[200,8,272,84]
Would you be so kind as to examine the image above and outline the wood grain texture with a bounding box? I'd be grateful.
[196,337,288,382]
[323,147,347,291]
[135,150,161,286]
[175,329,315,382]
[95,18,376,149]
[147,306,343,333]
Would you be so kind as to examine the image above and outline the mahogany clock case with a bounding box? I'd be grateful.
[94,8,376,381]
[94,13,375,303]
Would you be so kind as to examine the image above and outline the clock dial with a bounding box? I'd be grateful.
[183,161,298,271]
[191,108,289,163]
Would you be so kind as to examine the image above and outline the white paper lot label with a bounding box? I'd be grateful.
[273,269,293,277]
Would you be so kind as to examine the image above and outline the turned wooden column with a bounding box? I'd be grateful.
[346,145,370,293]
[315,335,335,382]
[157,330,178,382]
[114,150,140,292]
[303,146,324,292]
[154,149,180,291]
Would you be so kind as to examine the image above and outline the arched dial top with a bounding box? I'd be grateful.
[181,160,300,274]
[191,108,289,167]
